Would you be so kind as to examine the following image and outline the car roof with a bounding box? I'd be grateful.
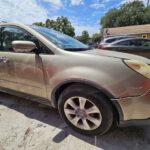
[106,35,134,38]
[110,37,150,45]
[101,35,136,44]
[104,35,135,40]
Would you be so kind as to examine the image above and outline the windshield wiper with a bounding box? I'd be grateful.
[64,48,90,51]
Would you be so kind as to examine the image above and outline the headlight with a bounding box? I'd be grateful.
[124,59,150,79]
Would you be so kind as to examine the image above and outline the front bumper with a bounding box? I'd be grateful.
[113,89,150,123]
[119,118,150,127]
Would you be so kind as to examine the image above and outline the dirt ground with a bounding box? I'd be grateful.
[0,92,150,150]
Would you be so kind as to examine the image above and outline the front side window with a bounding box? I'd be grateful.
[1,26,36,51]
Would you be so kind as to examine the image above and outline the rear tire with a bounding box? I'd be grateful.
[58,84,115,136]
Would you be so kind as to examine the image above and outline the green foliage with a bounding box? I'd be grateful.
[77,30,90,44]
[91,33,101,42]
[101,8,120,28]
[33,16,75,37]
[144,7,150,24]
[101,1,150,28]
[76,32,101,44]
[33,22,45,27]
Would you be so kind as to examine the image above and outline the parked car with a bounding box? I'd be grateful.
[100,38,150,58]
[98,36,135,49]
[87,42,98,49]
[0,23,150,136]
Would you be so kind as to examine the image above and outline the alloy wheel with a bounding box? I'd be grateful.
[64,97,102,130]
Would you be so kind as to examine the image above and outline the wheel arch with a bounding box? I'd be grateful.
[51,80,113,105]
[51,80,122,123]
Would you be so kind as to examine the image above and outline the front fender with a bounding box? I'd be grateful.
[41,55,149,104]
[46,66,145,102]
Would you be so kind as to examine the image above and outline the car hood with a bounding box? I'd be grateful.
[81,49,150,64]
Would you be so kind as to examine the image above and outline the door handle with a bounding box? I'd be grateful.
[0,57,9,63]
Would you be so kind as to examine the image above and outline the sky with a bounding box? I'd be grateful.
[0,0,148,36]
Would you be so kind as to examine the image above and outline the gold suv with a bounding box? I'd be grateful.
[0,23,150,136]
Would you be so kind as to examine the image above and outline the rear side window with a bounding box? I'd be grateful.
[116,39,148,47]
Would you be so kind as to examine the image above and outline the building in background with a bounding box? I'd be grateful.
[103,24,150,39]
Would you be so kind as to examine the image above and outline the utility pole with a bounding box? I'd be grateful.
[147,0,150,7]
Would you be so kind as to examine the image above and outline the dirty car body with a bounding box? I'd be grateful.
[0,23,150,136]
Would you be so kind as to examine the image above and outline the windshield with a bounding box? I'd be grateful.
[31,26,89,51]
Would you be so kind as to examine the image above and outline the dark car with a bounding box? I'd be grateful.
[87,42,98,49]
[100,38,150,58]
[98,36,136,49]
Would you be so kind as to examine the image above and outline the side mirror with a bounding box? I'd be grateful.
[12,41,36,53]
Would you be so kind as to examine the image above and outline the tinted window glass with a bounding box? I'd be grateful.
[1,26,36,51]
[129,40,142,46]
[115,40,130,46]
[141,40,150,47]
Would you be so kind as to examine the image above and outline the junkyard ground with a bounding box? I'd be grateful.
[0,92,150,150]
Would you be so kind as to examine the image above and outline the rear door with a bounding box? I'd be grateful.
[108,40,131,52]
[109,39,150,58]
[125,39,150,58]
[0,26,47,98]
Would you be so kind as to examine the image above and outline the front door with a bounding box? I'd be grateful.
[0,26,47,98]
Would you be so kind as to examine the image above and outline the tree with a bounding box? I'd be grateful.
[101,8,120,28]
[45,19,56,29]
[91,33,101,43]
[33,16,75,37]
[33,22,45,27]
[101,1,150,28]
[55,17,75,37]
[79,31,90,44]
[144,7,150,24]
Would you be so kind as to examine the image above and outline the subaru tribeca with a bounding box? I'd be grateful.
[0,23,150,136]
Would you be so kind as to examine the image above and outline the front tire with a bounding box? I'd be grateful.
[58,84,115,136]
